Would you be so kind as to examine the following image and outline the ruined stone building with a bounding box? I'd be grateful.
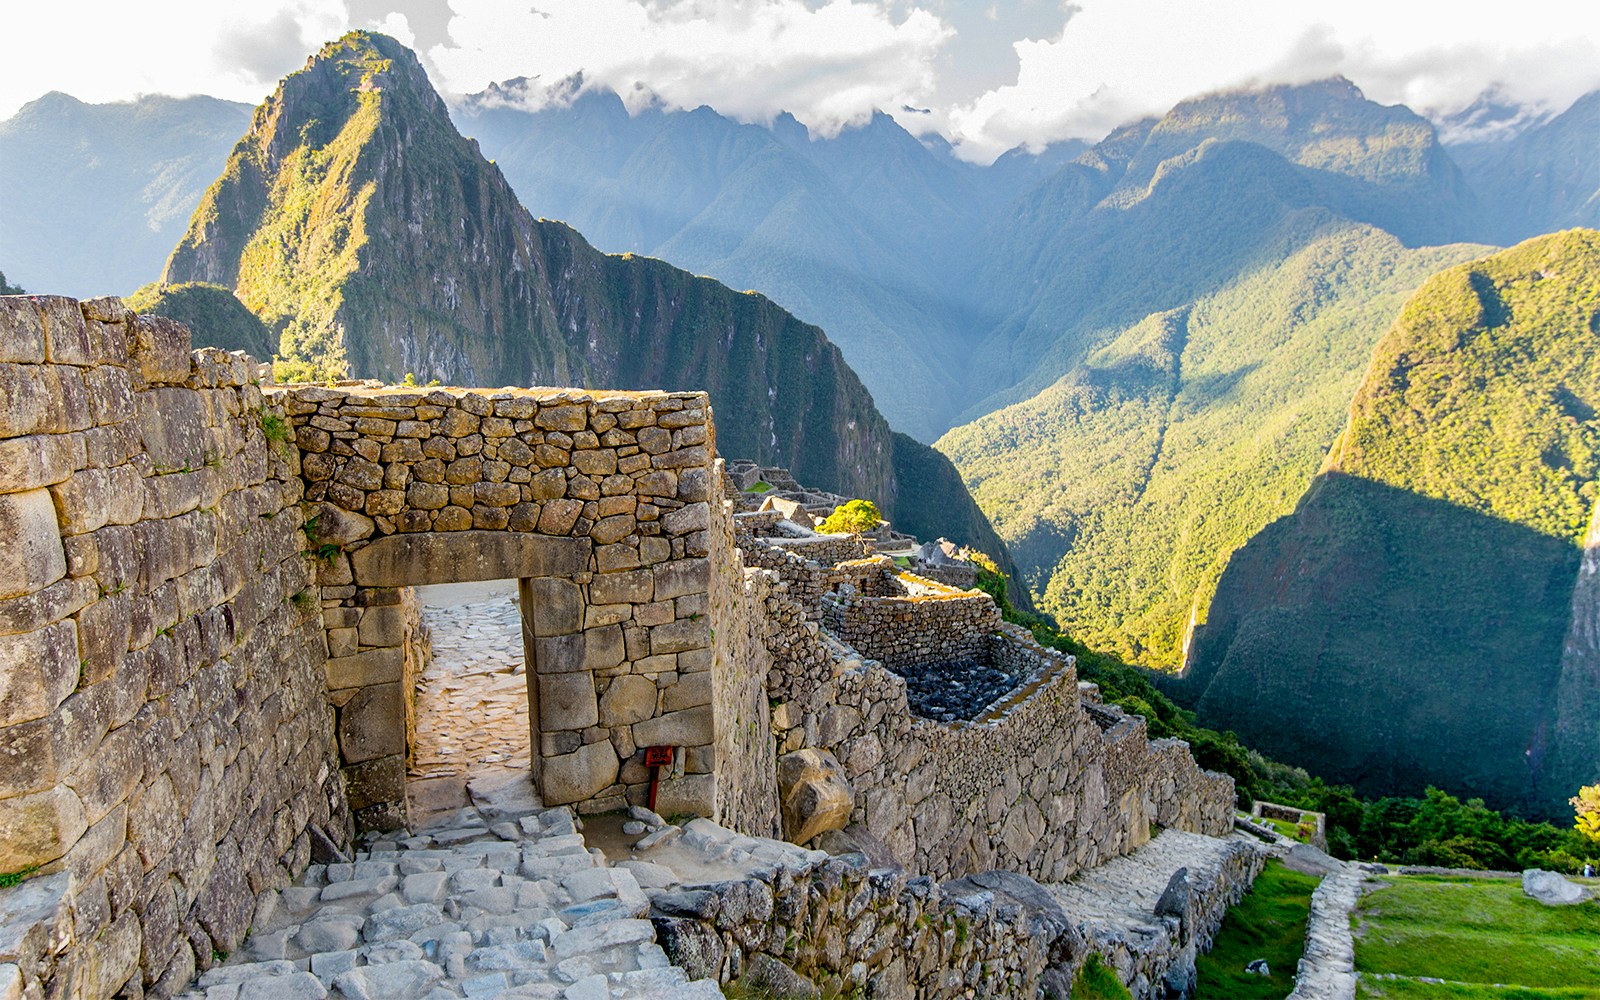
[0,297,1246,999]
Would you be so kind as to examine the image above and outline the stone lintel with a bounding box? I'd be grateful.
[349,531,590,587]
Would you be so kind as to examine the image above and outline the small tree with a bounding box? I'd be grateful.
[1574,785,1600,843]
[818,499,882,535]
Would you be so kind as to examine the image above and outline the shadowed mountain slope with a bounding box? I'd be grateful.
[1182,230,1600,815]
[939,224,1487,664]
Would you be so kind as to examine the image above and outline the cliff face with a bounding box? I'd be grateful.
[162,32,1019,585]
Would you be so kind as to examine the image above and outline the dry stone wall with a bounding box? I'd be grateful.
[0,296,346,1000]
[706,468,781,837]
[275,384,724,829]
[743,530,1235,883]
[821,568,1000,670]
[653,854,1055,999]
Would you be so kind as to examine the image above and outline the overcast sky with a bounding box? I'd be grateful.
[3,0,1597,161]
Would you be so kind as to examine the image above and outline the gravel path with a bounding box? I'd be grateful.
[412,596,530,778]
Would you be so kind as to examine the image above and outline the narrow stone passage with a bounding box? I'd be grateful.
[411,582,530,779]
[178,803,730,999]
[1047,829,1268,998]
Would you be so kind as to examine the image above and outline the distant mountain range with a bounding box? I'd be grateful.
[0,91,250,297]
[3,36,1596,812]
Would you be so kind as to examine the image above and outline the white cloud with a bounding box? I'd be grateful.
[426,0,952,135]
[944,0,1600,160]
[1,0,1596,161]
[0,0,352,117]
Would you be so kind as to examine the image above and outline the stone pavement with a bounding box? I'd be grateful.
[1047,829,1268,999]
[176,804,727,999]
[411,588,531,779]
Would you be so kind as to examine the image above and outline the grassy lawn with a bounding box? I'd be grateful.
[1353,875,1600,999]
[1194,860,1321,999]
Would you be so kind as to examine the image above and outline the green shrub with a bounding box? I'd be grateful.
[818,499,882,535]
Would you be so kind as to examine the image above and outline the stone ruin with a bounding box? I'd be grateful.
[0,296,1248,999]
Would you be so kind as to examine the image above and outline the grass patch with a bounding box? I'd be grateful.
[1069,954,1132,1000]
[748,481,773,493]
[1353,876,1600,993]
[1357,977,1600,999]
[1194,860,1320,999]
[0,865,40,889]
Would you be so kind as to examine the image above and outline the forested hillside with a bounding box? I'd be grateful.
[940,224,1486,664]
[1184,230,1600,815]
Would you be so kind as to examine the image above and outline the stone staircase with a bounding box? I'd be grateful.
[177,807,726,1000]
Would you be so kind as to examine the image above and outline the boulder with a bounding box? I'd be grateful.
[776,748,853,845]
[940,870,1081,949]
[1154,867,1190,924]
[1522,869,1590,905]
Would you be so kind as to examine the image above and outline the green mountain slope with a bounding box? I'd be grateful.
[0,92,252,296]
[1184,229,1600,814]
[123,281,275,358]
[160,31,1022,592]
[940,224,1487,664]
[959,80,1484,421]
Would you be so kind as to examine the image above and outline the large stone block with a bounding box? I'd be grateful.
[63,722,140,826]
[652,774,715,819]
[777,749,853,845]
[0,489,65,602]
[533,633,587,674]
[136,388,207,471]
[537,673,598,732]
[590,569,652,606]
[0,433,82,494]
[599,676,656,727]
[350,531,588,586]
[0,297,46,363]
[356,605,406,647]
[653,559,710,602]
[36,297,91,365]
[325,648,403,690]
[525,577,582,636]
[539,741,617,805]
[633,706,713,749]
[0,785,87,871]
[650,617,709,655]
[0,620,78,727]
[130,314,191,385]
[584,625,625,671]
[344,755,407,812]
[338,683,406,764]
